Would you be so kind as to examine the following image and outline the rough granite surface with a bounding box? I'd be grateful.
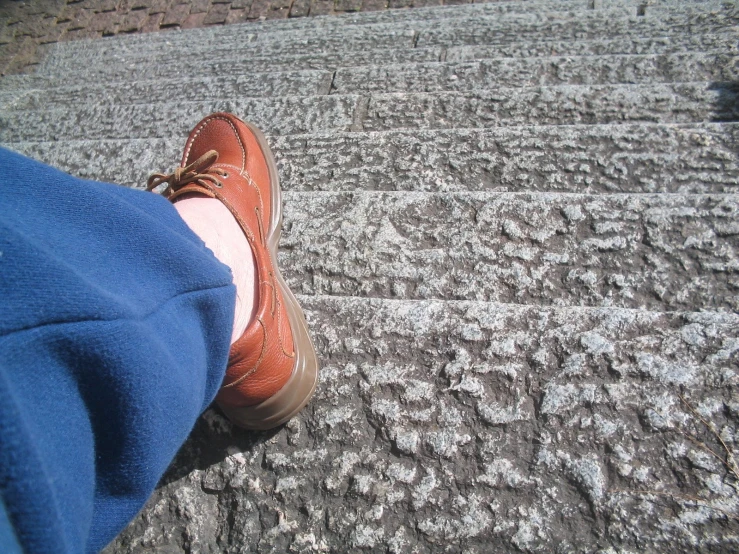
[8,124,739,194]
[26,3,735,68]
[5,0,641,76]
[277,192,739,312]
[3,82,738,142]
[2,32,735,89]
[1,0,739,552]
[4,53,738,110]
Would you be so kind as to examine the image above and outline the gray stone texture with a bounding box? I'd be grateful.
[6,70,334,109]
[0,95,361,141]
[6,53,736,110]
[1,31,734,97]
[16,45,443,85]
[2,0,739,552]
[446,32,739,61]
[7,123,738,193]
[277,192,739,311]
[416,7,738,48]
[3,82,736,142]
[361,83,739,131]
[7,29,736,91]
[331,53,738,93]
[272,124,739,194]
[107,296,739,553]
[38,24,418,67]
[33,3,735,70]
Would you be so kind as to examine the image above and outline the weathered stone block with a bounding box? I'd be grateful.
[225,7,250,23]
[336,0,363,12]
[181,12,207,28]
[140,12,164,32]
[189,0,211,14]
[248,0,271,18]
[119,9,148,32]
[203,3,230,24]
[361,0,387,11]
[161,2,190,26]
[290,0,311,17]
[310,0,334,15]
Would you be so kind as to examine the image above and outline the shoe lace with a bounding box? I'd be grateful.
[146,149,227,196]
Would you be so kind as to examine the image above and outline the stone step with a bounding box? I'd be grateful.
[7,123,738,194]
[37,24,411,74]
[37,4,634,64]
[106,288,739,554]
[15,47,443,90]
[299,296,738,396]
[447,32,738,62]
[7,30,734,93]
[278,191,739,311]
[0,95,360,142]
[6,52,733,111]
[298,293,738,454]
[167,0,672,36]
[273,124,739,195]
[2,69,335,111]
[228,0,729,33]
[113,291,739,552]
[37,5,733,74]
[331,53,738,95]
[416,6,738,48]
[254,0,631,30]
[39,0,730,66]
[361,83,737,131]
[1,83,733,142]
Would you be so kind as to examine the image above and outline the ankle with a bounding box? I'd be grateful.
[173,197,258,344]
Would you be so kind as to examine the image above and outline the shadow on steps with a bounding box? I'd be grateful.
[710,81,739,122]
[156,408,283,490]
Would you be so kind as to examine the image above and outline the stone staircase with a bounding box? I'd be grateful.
[2,0,739,551]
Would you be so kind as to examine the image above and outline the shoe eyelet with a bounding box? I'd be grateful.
[222,172,229,178]
[215,182,223,188]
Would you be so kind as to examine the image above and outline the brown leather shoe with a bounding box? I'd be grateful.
[147,113,319,430]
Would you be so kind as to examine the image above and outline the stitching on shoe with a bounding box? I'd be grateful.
[183,116,246,171]
[212,162,242,173]
[254,206,266,245]
[183,116,289,384]
[275,296,295,358]
[241,169,265,222]
[212,192,258,247]
[222,317,268,389]
[263,280,276,317]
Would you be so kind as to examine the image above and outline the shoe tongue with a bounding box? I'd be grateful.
[168,183,217,202]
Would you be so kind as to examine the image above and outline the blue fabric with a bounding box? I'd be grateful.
[0,147,236,552]
[0,497,22,554]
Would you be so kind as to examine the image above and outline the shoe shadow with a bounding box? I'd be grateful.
[709,81,739,122]
[156,407,282,490]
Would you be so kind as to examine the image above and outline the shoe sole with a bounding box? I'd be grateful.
[217,121,319,431]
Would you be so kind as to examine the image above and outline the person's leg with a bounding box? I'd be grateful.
[174,197,258,344]
[165,113,319,431]
[0,146,238,553]
[0,483,22,553]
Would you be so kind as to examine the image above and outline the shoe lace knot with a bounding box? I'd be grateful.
[146,150,227,196]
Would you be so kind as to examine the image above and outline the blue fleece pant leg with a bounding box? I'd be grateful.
[0,147,236,553]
